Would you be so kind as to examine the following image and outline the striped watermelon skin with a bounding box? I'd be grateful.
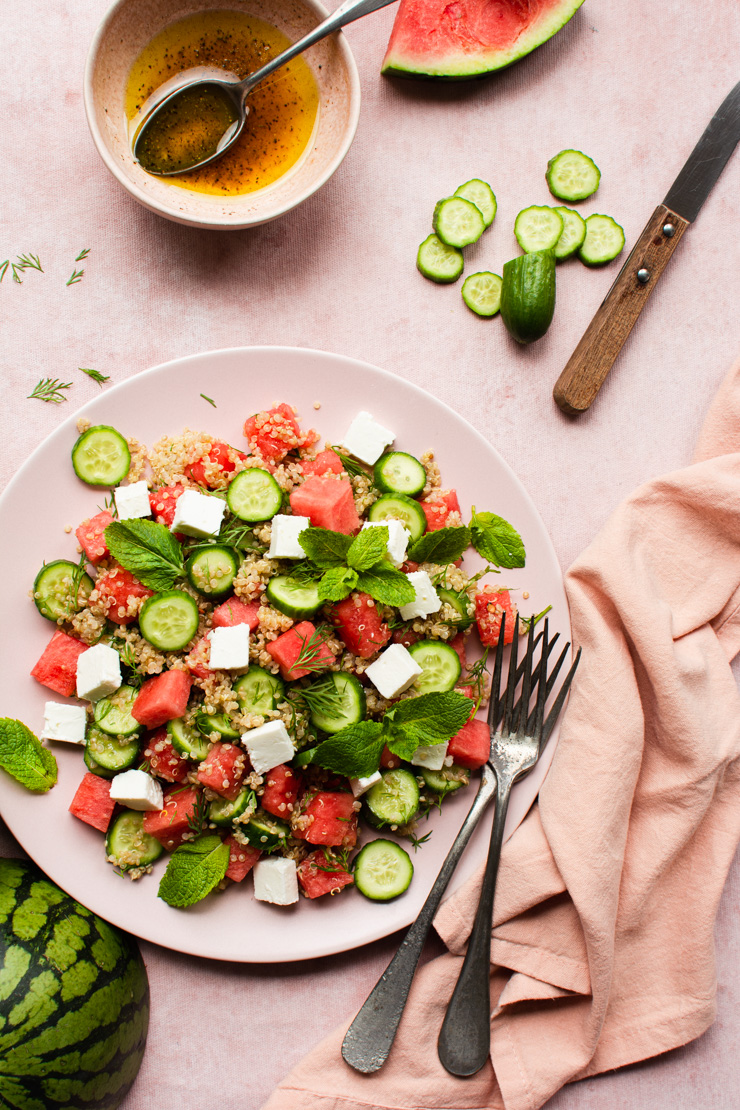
[0,859,149,1110]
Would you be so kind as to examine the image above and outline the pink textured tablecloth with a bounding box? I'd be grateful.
[2,1,740,1107]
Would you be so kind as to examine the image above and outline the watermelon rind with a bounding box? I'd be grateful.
[381,0,586,81]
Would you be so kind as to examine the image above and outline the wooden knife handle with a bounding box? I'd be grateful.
[553,204,689,414]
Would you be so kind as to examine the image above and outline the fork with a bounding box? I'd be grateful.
[341,617,580,1076]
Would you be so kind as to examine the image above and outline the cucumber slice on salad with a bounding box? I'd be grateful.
[305,673,366,734]
[579,214,626,266]
[196,712,240,740]
[437,586,473,629]
[234,667,284,715]
[84,744,115,779]
[553,206,587,261]
[373,452,426,498]
[364,769,420,828]
[367,494,426,544]
[185,545,239,599]
[514,206,564,253]
[71,425,131,487]
[241,809,289,851]
[33,560,94,622]
[354,839,414,901]
[546,149,601,202]
[461,272,503,318]
[106,810,164,871]
[433,196,486,248]
[93,685,140,738]
[420,763,469,797]
[226,468,283,522]
[266,575,322,620]
[408,639,461,694]
[85,726,141,773]
[416,234,464,285]
[167,717,212,762]
[139,590,200,651]
[208,788,254,827]
[453,179,497,228]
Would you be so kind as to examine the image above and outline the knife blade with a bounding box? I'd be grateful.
[553,80,740,415]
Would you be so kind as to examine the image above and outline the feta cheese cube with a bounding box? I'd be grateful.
[350,771,382,798]
[361,519,410,567]
[76,643,122,702]
[268,514,310,559]
[253,856,299,905]
[109,769,164,811]
[365,644,422,700]
[399,570,442,621]
[208,625,250,672]
[410,742,449,771]
[42,701,87,745]
[113,481,152,521]
[243,720,294,775]
[342,411,395,466]
[171,488,225,539]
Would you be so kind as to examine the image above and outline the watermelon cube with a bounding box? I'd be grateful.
[184,637,211,681]
[290,476,360,534]
[141,729,190,783]
[224,836,261,882]
[75,510,113,565]
[94,565,153,625]
[421,489,462,531]
[475,587,517,647]
[244,404,317,463]
[196,742,248,800]
[132,671,193,729]
[265,622,335,680]
[31,630,88,697]
[297,792,358,848]
[261,763,303,818]
[212,597,260,630]
[447,717,490,769]
[380,744,401,770]
[450,632,468,669]
[69,773,116,833]
[143,785,201,850]
[297,850,354,899]
[149,484,185,528]
[330,593,391,659]
[301,450,344,478]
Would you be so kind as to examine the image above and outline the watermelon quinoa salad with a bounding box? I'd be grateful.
[21,402,545,910]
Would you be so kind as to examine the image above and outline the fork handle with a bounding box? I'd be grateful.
[437,770,513,1077]
[341,767,497,1074]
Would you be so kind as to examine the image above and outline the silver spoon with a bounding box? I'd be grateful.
[131,0,398,175]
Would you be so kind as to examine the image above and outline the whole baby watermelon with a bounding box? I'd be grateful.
[0,858,149,1109]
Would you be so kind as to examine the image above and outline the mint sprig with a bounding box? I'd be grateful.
[299,525,415,607]
[346,527,388,571]
[318,567,359,602]
[356,563,415,607]
[157,834,229,908]
[469,508,525,569]
[298,528,352,568]
[105,519,185,591]
[408,526,471,566]
[312,721,385,778]
[0,719,57,793]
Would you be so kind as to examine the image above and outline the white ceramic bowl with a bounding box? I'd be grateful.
[84,0,361,229]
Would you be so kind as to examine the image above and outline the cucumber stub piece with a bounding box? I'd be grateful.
[546,149,601,202]
[514,206,564,253]
[461,272,503,318]
[417,234,464,285]
[453,179,497,228]
[33,560,94,622]
[85,726,141,773]
[354,839,413,902]
[93,685,140,737]
[433,196,486,248]
[373,452,426,497]
[71,425,131,487]
[227,468,283,522]
[553,206,587,261]
[139,590,200,651]
[420,763,469,797]
[500,249,557,344]
[167,717,211,762]
[579,214,626,267]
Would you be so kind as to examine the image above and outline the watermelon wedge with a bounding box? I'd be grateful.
[382,0,585,80]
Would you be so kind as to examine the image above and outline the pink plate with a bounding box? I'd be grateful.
[0,347,569,963]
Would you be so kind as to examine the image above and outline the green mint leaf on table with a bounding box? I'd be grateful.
[0,719,57,793]
[105,519,184,592]
[385,692,474,761]
[318,566,359,602]
[313,722,385,778]
[158,834,229,908]
[347,526,388,571]
[408,526,471,566]
[356,563,415,607]
[299,527,353,568]
[470,508,526,569]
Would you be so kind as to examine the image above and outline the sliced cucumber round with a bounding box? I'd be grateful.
[453,179,497,228]
[420,763,469,797]
[106,810,164,871]
[85,726,141,773]
[93,685,140,737]
[553,206,587,261]
[196,712,240,740]
[208,788,254,827]
[373,452,426,498]
[33,560,94,622]
[84,741,116,779]
[364,768,420,828]
[438,587,473,629]
[408,639,461,694]
[266,575,322,620]
[546,149,601,202]
[139,590,200,651]
[354,839,413,901]
[461,272,503,318]
[305,673,366,734]
[514,206,564,253]
[416,234,464,285]
[241,809,289,851]
[72,425,131,487]
[227,468,283,522]
[234,666,284,715]
[579,214,626,266]
[433,196,485,248]
[185,545,239,599]
[167,716,212,762]
[367,494,426,544]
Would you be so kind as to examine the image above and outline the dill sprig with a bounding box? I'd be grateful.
[286,561,324,585]
[290,625,334,675]
[66,268,85,287]
[0,261,9,283]
[295,675,345,718]
[66,552,90,618]
[186,792,210,835]
[521,604,553,630]
[79,367,110,385]
[17,253,43,272]
[460,649,490,715]
[200,394,216,408]
[315,846,352,873]
[329,446,369,478]
[75,248,91,262]
[28,378,72,404]
[408,828,433,851]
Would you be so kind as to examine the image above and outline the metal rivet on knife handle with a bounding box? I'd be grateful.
[662,223,676,237]
[636,268,650,283]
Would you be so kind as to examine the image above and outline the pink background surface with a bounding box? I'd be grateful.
[1,0,739,1106]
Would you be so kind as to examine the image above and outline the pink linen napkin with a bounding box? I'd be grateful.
[263,357,740,1110]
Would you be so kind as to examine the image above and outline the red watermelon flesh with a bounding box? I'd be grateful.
[69,773,116,833]
[132,671,193,729]
[382,0,585,80]
[290,476,360,534]
[31,630,88,697]
[225,837,261,882]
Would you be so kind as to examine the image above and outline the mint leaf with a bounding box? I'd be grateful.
[408,526,471,566]
[157,834,229,908]
[0,719,57,793]
[299,527,353,568]
[469,509,525,569]
[313,721,385,778]
[318,567,359,602]
[105,519,184,591]
[385,692,474,761]
[347,526,388,571]
[356,564,415,606]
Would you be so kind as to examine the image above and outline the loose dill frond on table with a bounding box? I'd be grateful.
[79,367,110,385]
[28,378,72,404]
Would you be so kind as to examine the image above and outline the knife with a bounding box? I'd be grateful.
[553,80,740,415]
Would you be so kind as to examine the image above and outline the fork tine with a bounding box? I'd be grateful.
[493,629,559,732]
[515,618,537,734]
[501,618,520,735]
[486,611,507,732]
[531,618,550,744]
[526,635,569,733]
[540,647,581,749]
